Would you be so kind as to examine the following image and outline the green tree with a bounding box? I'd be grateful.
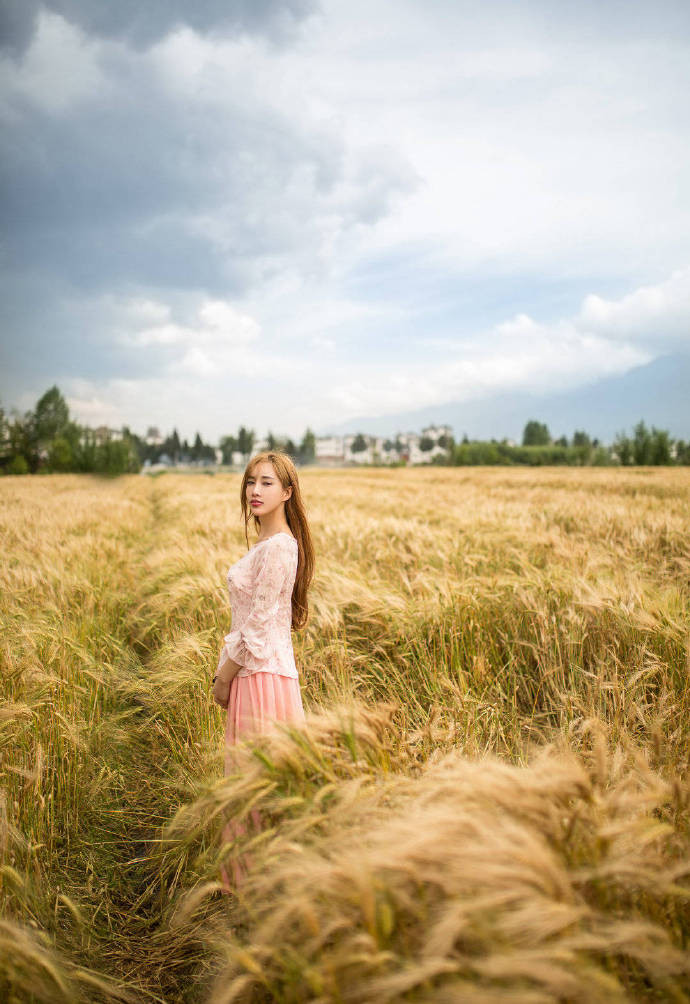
[94,438,140,475]
[0,406,8,461]
[73,427,97,472]
[6,412,35,472]
[237,426,254,460]
[452,440,502,465]
[14,386,73,471]
[633,420,652,465]
[572,430,590,447]
[122,426,146,465]
[7,454,29,475]
[613,431,633,465]
[191,432,204,461]
[34,385,69,443]
[48,436,74,472]
[161,428,182,463]
[570,429,592,465]
[419,436,434,452]
[592,446,612,466]
[650,427,671,465]
[351,433,368,454]
[219,434,238,465]
[299,427,316,465]
[675,439,690,465]
[522,420,550,446]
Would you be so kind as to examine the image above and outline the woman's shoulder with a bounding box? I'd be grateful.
[253,531,297,551]
[247,531,297,565]
[229,531,294,569]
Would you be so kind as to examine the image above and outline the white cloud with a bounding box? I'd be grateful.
[325,316,650,422]
[62,293,303,434]
[50,267,687,438]
[65,388,122,425]
[320,261,690,423]
[578,265,690,348]
[197,300,260,342]
[123,298,172,326]
[135,324,185,347]
[116,297,264,376]
[296,3,690,280]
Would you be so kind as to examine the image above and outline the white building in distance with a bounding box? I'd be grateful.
[314,425,453,466]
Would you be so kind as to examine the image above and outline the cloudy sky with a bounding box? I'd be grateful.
[1,0,689,442]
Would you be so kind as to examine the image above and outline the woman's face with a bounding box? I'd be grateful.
[246,461,291,518]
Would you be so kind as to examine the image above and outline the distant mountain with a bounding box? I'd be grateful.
[318,353,690,443]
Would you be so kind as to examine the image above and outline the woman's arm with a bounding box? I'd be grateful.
[213,539,294,708]
[221,539,294,674]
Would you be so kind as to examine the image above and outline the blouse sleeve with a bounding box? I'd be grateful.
[221,539,294,673]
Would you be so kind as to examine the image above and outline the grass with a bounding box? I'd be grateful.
[1,467,689,1002]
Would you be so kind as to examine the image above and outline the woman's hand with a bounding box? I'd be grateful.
[212,674,231,709]
[212,648,242,709]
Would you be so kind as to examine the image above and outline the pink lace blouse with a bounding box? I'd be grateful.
[218,531,299,679]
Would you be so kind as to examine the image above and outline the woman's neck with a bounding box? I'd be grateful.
[256,514,291,540]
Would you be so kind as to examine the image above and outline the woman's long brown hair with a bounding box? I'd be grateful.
[240,451,315,630]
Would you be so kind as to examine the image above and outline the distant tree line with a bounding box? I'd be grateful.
[217,427,316,467]
[2,388,688,475]
[0,386,318,475]
[128,427,217,467]
[447,419,690,467]
[137,424,316,467]
[0,386,140,475]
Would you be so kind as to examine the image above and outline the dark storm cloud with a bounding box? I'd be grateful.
[0,7,416,403]
[0,0,318,54]
[0,0,36,54]
[1,35,414,296]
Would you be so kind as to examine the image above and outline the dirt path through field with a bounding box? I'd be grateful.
[9,475,223,1002]
[73,477,219,1001]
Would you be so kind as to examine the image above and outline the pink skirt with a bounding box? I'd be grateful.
[224,670,305,758]
[220,672,305,892]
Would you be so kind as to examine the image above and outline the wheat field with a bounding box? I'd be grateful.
[1,467,689,1003]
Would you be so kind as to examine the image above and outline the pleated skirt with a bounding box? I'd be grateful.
[224,670,305,756]
[220,671,305,893]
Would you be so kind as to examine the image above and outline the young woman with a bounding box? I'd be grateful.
[212,450,314,887]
